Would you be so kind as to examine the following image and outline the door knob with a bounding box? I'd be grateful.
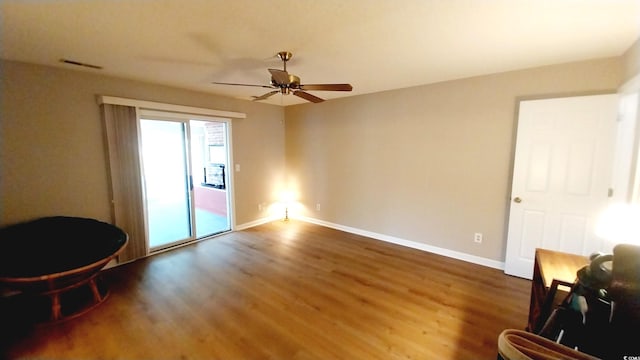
[513,197,522,203]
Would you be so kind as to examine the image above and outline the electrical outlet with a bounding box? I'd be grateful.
[316,203,321,211]
[474,233,483,243]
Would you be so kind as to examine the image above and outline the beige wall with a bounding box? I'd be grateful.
[622,37,640,82]
[0,60,285,227]
[285,57,623,262]
[0,54,630,264]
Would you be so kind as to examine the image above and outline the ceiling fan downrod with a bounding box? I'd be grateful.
[277,51,292,72]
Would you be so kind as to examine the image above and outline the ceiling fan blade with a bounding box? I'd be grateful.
[293,90,324,103]
[212,81,274,89]
[268,69,291,85]
[299,83,353,91]
[252,90,280,101]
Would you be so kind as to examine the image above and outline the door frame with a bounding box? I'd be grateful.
[618,73,640,204]
[99,95,245,261]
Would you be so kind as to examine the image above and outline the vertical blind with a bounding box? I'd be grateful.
[101,104,149,262]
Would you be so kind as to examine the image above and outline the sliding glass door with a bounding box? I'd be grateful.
[190,121,231,238]
[140,119,192,248]
[139,114,232,251]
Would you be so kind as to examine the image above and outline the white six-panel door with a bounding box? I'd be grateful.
[504,94,618,279]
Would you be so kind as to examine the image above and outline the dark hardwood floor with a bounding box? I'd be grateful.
[1,220,531,359]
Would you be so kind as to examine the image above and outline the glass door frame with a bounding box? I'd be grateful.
[138,109,234,252]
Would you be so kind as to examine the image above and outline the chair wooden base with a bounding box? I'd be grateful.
[14,274,112,324]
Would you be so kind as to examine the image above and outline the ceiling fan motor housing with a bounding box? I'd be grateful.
[288,75,301,88]
[271,74,301,94]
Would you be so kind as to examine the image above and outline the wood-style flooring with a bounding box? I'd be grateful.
[1,220,531,359]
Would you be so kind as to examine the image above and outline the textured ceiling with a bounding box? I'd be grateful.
[2,0,639,106]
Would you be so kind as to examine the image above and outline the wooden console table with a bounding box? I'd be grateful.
[527,248,589,333]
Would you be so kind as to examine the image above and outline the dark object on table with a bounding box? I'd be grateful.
[607,244,640,359]
[538,244,640,359]
[0,216,128,322]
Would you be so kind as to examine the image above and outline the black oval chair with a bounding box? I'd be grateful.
[0,216,128,322]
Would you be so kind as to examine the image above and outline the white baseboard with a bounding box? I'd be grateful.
[295,215,505,270]
[235,215,281,231]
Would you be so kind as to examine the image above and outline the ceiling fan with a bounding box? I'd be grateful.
[212,51,353,103]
